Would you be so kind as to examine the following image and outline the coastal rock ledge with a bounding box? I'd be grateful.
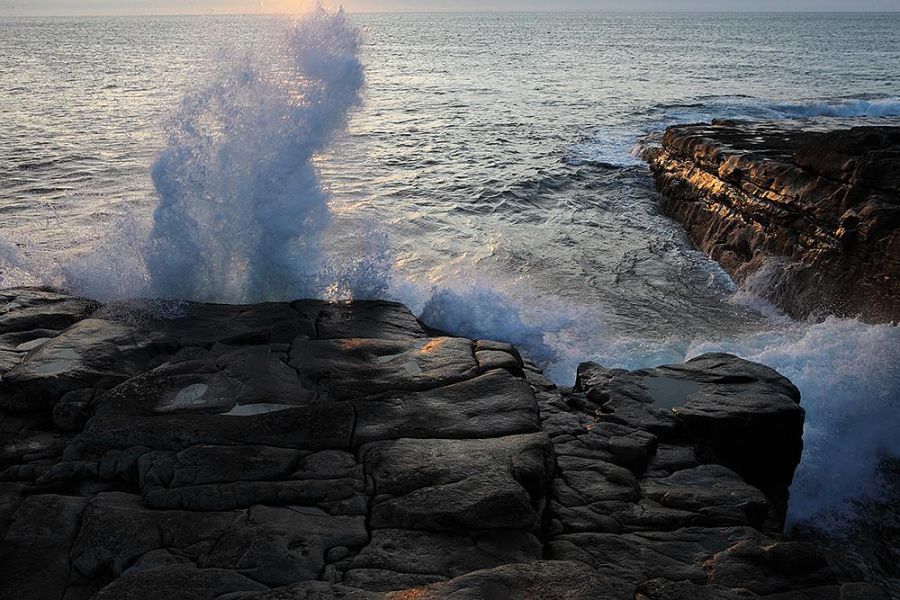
[643,121,900,322]
[0,287,887,599]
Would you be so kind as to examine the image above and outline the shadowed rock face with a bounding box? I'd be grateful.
[643,122,900,322]
[0,287,888,599]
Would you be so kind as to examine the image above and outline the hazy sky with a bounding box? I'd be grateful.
[3,0,898,15]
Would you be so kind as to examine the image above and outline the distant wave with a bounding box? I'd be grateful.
[569,95,900,167]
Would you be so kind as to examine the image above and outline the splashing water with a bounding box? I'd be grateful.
[147,7,364,302]
[688,318,900,529]
[1,6,369,303]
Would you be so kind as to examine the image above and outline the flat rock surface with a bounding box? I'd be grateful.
[642,121,900,322]
[0,287,888,599]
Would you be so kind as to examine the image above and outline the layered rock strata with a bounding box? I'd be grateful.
[642,121,900,322]
[0,287,887,599]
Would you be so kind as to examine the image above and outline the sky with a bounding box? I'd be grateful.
[2,0,898,15]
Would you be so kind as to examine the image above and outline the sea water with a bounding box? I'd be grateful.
[1,8,899,531]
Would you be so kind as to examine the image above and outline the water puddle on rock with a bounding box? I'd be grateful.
[642,375,700,410]
[222,403,296,417]
[33,347,81,376]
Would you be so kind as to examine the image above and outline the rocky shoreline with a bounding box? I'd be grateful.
[0,287,889,599]
[642,121,900,323]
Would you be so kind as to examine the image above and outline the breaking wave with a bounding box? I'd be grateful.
[408,280,900,532]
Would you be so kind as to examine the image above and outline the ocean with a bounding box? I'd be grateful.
[1,9,899,532]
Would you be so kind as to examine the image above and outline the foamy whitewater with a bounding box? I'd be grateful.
[1,8,899,534]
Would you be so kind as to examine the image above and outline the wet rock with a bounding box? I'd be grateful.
[344,529,542,591]
[350,369,542,444]
[0,287,98,338]
[199,505,368,586]
[1,318,174,412]
[574,352,803,514]
[310,301,429,340]
[643,122,900,322]
[391,560,621,600]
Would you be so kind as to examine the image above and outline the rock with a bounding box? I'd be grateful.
[344,529,542,591]
[386,560,623,600]
[702,538,837,594]
[0,290,885,599]
[350,369,542,444]
[199,505,368,586]
[0,287,98,338]
[642,122,900,322]
[0,494,87,600]
[91,565,267,600]
[0,318,174,412]
[573,352,803,515]
[361,433,553,531]
[310,300,429,340]
[288,336,478,401]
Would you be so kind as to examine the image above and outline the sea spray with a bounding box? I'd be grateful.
[146,6,364,302]
[688,318,900,530]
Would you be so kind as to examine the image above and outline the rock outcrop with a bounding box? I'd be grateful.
[642,121,900,322]
[0,287,888,599]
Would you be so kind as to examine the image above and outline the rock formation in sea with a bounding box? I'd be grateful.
[0,287,890,599]
[642,122,900,322]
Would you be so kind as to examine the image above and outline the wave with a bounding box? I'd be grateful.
[146,7,365,303]
[570,95,900,167]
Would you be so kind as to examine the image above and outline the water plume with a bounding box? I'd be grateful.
[146,5,365,302]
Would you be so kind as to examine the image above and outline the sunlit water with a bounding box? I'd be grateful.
[1,10,899,531]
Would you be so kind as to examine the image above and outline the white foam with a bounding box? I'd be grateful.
[688,318,900,531]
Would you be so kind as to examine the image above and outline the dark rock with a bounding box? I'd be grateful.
[289,336,478,401]
[310,300,429,340]
[0,494,87,600]
[642,122,900,322]
[199,505,368,586]
[390,560,624,599]
[351,369,542,444]
[343,529,542,590]
[361,433,553,531]
[91,565,267,600]
[0,290,884,599]
[1,318,174,412]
